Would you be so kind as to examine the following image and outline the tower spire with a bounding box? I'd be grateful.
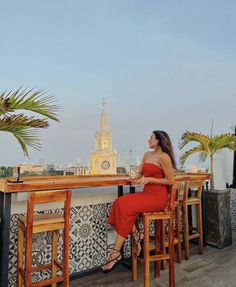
[101,98,106,113]
[100,98,109,132]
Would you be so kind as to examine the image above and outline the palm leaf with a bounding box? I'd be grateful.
[180,131,210,151]
[211,133,236,153]
[0,124,42,156]
[180,145,208,167]
[12,129,42,156]
[225,143,236,151]
[0,114,49,130]
[198,152,208,162]
[0,88,59,121]
[0,87,60,157]
[0,114,50,156]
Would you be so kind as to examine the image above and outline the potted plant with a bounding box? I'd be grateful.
[179,130,236,248]
[179,131,236,189]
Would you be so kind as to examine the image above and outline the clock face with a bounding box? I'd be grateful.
[101,160,110,170]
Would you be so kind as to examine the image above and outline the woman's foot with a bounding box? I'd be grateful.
[132,229,144,257]
[102,249,122,273]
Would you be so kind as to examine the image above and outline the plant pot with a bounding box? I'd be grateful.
[204,189,232,249]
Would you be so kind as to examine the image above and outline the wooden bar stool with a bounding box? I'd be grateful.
[17,190,71,287]
[131,182,180,287]
[182,181,204,260]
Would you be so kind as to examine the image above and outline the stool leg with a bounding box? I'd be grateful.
[131,234,138,281]
[63,224,70,286]
[176,206,181,263]
[197,202,204,255]
[144,216,150,287]
[154,220,160,278]
[169,214,175,287]
[17,226,24,287]
[51,230,58,287]
[183,201,190,260]
[25,232,33,287]
[161,219,166,270]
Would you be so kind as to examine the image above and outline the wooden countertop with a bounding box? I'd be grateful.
[0,173,211,193]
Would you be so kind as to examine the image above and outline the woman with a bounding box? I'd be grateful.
[102,130,176,273]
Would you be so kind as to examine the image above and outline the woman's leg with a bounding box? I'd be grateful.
[132,224,139,234]
[102,222,146,272]
[114,233,126,251]
[102,233,126,272]
[132,223,144,256]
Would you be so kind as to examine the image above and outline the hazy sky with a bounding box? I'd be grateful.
[0,0,235,167]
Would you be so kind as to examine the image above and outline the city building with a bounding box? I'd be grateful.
[16,163,44,174]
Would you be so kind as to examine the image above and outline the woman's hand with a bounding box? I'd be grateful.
[134,177,151,186]
[129,177,136,186]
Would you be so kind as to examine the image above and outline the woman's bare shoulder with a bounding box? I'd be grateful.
[159,152,171,162]
[143,151,152,158]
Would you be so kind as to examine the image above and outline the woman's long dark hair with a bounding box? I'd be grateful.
[153,130,177,170]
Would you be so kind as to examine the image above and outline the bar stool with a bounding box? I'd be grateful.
[131,182,180,287]
[182,181,204,259]
[17,190,71,287]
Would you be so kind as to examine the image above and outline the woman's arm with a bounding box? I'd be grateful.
[130,152,148,181]
[137,152,148,177]
[135,153,175,186]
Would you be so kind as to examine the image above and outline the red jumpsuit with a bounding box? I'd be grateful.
[108,162,168,238]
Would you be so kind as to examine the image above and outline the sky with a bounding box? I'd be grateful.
[0,0,236,168]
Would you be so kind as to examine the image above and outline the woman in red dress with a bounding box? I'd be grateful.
[102,130,176,273]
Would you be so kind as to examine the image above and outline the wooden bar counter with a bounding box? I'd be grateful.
[0,172,210,286]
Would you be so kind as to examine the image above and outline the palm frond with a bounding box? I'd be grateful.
[225,143,236,151]
[199,152,208,162]
[0,87,59,121]
[0,114,50,156]
[0,125,42,156]
[12,129,42,156]
[180,131,210,151]
[211,133,236,153]
[0,114,49,130]
[180,145,208,167]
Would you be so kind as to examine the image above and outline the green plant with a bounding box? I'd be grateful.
[0,87,59,156]
[0,166,13,177]
[179,131,236,189]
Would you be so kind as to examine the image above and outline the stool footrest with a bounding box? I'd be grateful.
[149,254,170,262]
[32,263,52,272]
[188,233,200,240]
[31,260,63,272]
[164,238,179,246]
[144,213,170,220]
[187,198,200,205]
[18,262,64,281]
[32,275,64,287]
[137,253,170,263]
[189,226,198,231]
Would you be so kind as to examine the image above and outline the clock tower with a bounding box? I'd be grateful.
[90,99,117,174]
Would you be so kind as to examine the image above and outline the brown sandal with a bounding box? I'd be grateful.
[132,229,144,257]
[102,249,122,273]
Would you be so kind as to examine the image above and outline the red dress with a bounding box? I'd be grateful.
[107,162,168,238]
